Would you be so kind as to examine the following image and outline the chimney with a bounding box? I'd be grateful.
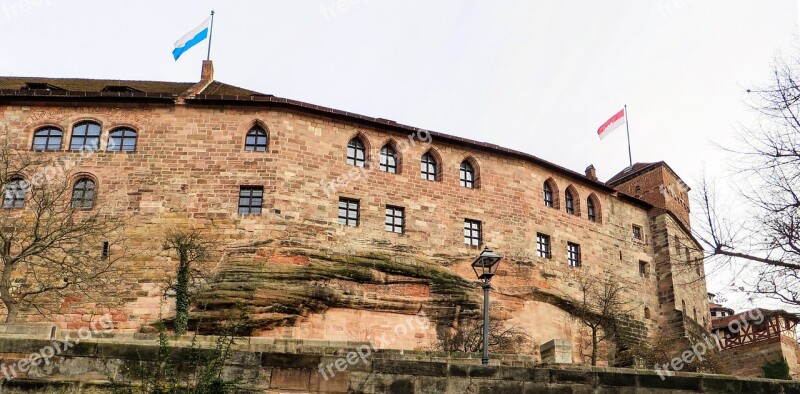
[201,60,214,82]
[585,165,598,181]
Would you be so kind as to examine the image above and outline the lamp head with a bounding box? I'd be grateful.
[472,247,502,281]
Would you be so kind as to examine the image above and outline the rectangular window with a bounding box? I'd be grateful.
[385,206,404,234]
[567,242,581,267]
[536,233,551,259]
[639,261,648,277]
[238,186,263,215]
[101,241,110,261]
[338,198,360,227]
[464,219,482,247]
[632,225,642,240]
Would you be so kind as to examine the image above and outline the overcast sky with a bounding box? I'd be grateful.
[1,0,797,311]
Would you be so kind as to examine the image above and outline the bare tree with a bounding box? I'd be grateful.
[568,273,636,366]
[0,132,126,323]
[162,229,212,335]
[696,55,800,308]
[437,316,530,354]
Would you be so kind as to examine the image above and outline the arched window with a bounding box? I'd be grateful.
[70,122,101,151]
[346,137,366,167]
[32,127,62,151]
[644,307,651,319]
[587,194,601,223]
[421,152,438,181]
[71,178,96,209]
[2,178,27,209]
[565,189,575,215]
[244,126,268,152]
[544,181,554,207]
[459,160,475,188]
[107,128,137,152]
[379,144,398,173]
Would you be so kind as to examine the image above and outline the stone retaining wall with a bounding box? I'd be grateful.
[0,335,794,393]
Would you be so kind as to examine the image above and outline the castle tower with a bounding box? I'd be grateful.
[608,163,710,343]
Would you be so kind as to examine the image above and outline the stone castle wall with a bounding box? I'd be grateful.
[718,335,800,380]
[0,101,708,363]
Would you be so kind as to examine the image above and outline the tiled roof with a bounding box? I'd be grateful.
[606,162,660,185]
[711,308,799,330]
[0,75,659,202]
[0,77,263,97]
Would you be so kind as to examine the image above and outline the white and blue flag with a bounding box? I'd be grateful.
[173,17,211,60]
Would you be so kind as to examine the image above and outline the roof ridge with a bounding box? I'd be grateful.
[0,76,196,85]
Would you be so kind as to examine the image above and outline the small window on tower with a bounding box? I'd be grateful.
[632,225,642,240]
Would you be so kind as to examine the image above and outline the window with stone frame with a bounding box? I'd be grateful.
[379,144,398,173]
[71,177,96,209]
[32,127,62,151]
[567,242,581,267]
[244,126,268,152]
[464,219,482,247]
[2,178,27,209]
[70,122,101,151]
[107,128,138,152]
[639,261,648,277]
[632,224,643,240]
[238,186,263,215]
[565,189,575,214]
[338,198,360,226]
[459,160,475,188]
[384,205,404,233]
[544,181,554,207]
[346,138,366,167]
[421,152,438,181]
[536,233,551,259]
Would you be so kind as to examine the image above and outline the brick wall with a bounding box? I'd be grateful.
[0,100,709,365]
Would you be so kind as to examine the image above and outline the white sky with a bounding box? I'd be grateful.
[1,0,798,312]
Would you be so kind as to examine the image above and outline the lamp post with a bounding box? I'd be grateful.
[471,246,502,365]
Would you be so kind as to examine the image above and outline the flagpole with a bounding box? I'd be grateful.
[206,10,215,61]
[624,104,633,167]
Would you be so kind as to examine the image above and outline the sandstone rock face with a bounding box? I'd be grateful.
[0,98,709,364]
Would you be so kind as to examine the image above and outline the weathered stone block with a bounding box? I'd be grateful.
[540,339,572,364]
[269,368,311,391]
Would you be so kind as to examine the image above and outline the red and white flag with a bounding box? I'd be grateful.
[597,108,625,140]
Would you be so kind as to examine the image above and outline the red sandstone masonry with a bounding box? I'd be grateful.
[0,98,708,363]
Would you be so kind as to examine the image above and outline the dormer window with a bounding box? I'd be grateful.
[23,82,65,91]
[101,85,142,93]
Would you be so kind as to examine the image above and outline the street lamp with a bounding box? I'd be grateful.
[471,246,502,365]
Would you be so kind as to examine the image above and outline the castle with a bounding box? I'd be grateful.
[0,61,710,366]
